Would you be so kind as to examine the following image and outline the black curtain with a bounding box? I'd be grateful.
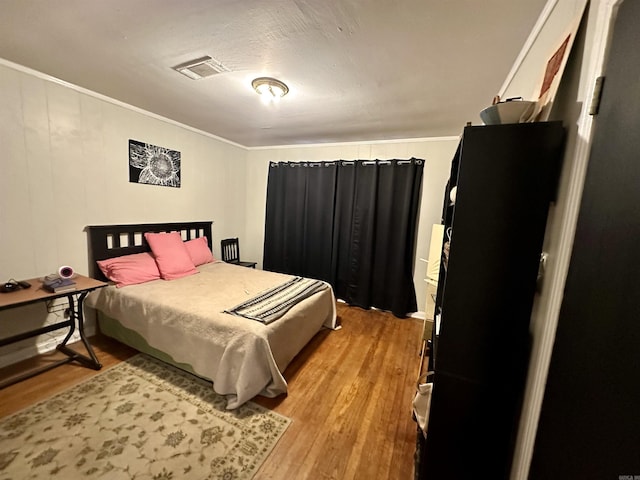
[263,162,337,281]
[263,158,423,317]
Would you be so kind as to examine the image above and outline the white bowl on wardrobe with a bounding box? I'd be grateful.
[479,100,536,125]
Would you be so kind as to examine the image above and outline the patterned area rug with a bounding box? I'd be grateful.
[0,354,291,480]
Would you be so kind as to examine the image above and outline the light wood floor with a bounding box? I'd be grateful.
[0,303,424,480]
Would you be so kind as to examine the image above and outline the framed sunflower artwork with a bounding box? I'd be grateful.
[129,139,181,188]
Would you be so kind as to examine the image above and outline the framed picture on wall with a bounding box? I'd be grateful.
[129,139,181,188]
[534,32,574,121]
[532,3,587,121]
[497,0,588,122]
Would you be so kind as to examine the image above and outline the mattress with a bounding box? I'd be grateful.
[86,261,336,408]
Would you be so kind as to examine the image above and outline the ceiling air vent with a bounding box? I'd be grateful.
[173,56,229,80]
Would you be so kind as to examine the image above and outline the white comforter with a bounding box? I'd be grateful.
[86,261,337,408]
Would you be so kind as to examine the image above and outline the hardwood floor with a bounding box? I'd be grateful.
[0,335,138,418]
[0,303,424,480]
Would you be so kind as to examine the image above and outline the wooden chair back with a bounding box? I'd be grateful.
[221,238,241,263]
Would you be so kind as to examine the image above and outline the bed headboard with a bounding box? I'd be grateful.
[85,221,213,281]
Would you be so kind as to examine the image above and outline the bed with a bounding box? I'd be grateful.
[85,221,337,409]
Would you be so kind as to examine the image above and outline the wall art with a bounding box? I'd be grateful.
[129,139,181,188]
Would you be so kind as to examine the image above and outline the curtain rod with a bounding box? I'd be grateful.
[270,159,421,167]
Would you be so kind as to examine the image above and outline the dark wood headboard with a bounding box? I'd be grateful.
[85,221,213,281]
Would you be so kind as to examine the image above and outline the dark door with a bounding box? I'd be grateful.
[530,1,640,478]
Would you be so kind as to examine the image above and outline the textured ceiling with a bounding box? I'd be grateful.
[0,0,547,147]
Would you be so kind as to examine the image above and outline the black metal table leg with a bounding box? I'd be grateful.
[56,291,102,370]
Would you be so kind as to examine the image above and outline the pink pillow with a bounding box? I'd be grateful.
[97,252,161,288]
[145,231,197,280]
[185,236,215,266]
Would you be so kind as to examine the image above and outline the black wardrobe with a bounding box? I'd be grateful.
[415,122,565,479]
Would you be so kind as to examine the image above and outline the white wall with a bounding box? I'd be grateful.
[0,62,248,366]
[0,59,459,367]
[500,0,588,103]
[244,138,459,317]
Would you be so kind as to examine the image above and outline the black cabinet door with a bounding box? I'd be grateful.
[437,122,564,383]
[423,122,565,480]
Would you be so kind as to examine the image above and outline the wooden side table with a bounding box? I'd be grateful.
[0,274,107,388]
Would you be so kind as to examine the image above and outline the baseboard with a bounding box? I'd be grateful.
[337,298,426,320]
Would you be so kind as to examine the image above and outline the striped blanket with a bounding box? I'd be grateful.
[224,276,329,324]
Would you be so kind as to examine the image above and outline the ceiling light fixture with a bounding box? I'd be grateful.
[252,77,289,102]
